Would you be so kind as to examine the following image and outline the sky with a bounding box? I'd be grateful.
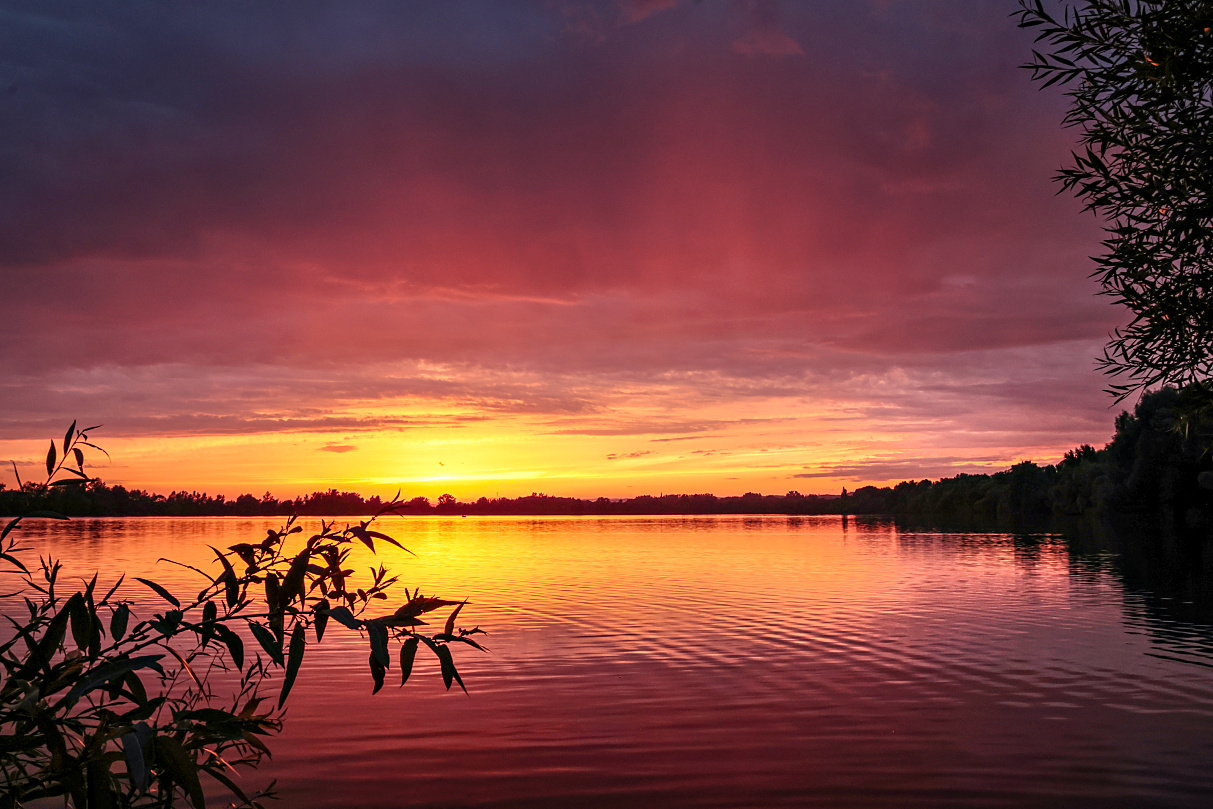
[0,0,1122,500]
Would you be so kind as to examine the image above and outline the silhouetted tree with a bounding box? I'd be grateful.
[1017,1,1213,400]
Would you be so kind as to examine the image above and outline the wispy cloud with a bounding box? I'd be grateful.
[795,455,1017,483]
[606,450,654,460]
[620,0,679,24]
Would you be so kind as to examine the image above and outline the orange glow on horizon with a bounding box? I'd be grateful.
[0,386,1090,501]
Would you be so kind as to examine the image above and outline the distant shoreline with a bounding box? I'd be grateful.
[4,388,1210,534]
[0,487,850,519]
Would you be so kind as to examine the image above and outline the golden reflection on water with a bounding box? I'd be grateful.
[6,516,1213,808]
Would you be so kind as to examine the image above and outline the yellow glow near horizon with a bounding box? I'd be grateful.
[0,388,1080,501]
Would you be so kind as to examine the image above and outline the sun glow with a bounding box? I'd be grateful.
[2,380,1079,502]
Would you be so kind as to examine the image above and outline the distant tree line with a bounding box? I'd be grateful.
[846,388,1213,533]
[0,480,845,518]
[3,389,1210,532]
[0,484,399,518]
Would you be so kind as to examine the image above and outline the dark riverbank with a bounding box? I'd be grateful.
[847,387,1212,536]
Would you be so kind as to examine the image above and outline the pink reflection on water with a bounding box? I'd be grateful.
[5,516,1213,808]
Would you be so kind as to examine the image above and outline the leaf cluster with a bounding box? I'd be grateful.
[0,428,484,808]
[1017,1,1213,398]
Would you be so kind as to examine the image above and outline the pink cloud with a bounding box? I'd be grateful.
[732,27,804,56]
[620,0,679,24]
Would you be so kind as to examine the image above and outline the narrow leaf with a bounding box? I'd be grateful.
[0,551,29,574]
[348,525,375,551]
[67,655,166,699]
[40,599,73,659]
[174,707,242,724]
[67,592,90,653]
[209,545,239,607]
[281,549,311,605]
[278,623,307,708]
[237,697,265,718]
[366,530,415,555]
[368,623,389,668]
[214,624,244,670]
[314,598,330,642]
[47,440,56,476]
[76,440,110,459]
[228,543,256,568]
[249,621,284,667]
[264,573,280,614]
[394,595,461,619]
[399,636,419,686]
[369,651,386,694]
[205,766,252,806]
[241,731,272,759]
[444,600,466,638]
[200,601,217,647]
[133,577,181,609]
[326,605,362,629]
[161,645,202,690]
[436,633,487,652]
[122,725,150,790]
[366,614,427,628]
[154,735,206,809]
[64,420,76,456]
[124,670,148,706]
[100,574,125,606]
[2,515,23,543]
[435,643,466,693]
[111,603,130,641]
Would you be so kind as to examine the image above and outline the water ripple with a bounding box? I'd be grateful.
[4,516,1213,807]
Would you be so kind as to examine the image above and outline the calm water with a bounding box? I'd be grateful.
[6,515,1213,807]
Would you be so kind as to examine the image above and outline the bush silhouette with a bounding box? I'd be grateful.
[0,424,484,808]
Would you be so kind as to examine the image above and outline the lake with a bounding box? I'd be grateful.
[6,515,1213,807]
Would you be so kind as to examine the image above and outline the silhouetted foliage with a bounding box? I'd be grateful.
[1016,1,1213,400]
[845,388,1213,534]
[0,427,483,808]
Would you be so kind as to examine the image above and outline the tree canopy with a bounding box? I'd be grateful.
[1016,0,1213,399]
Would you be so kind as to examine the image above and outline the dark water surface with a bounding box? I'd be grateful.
[7,515,1213,807]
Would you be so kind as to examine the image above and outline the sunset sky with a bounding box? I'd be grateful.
[0,0,1122,500]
